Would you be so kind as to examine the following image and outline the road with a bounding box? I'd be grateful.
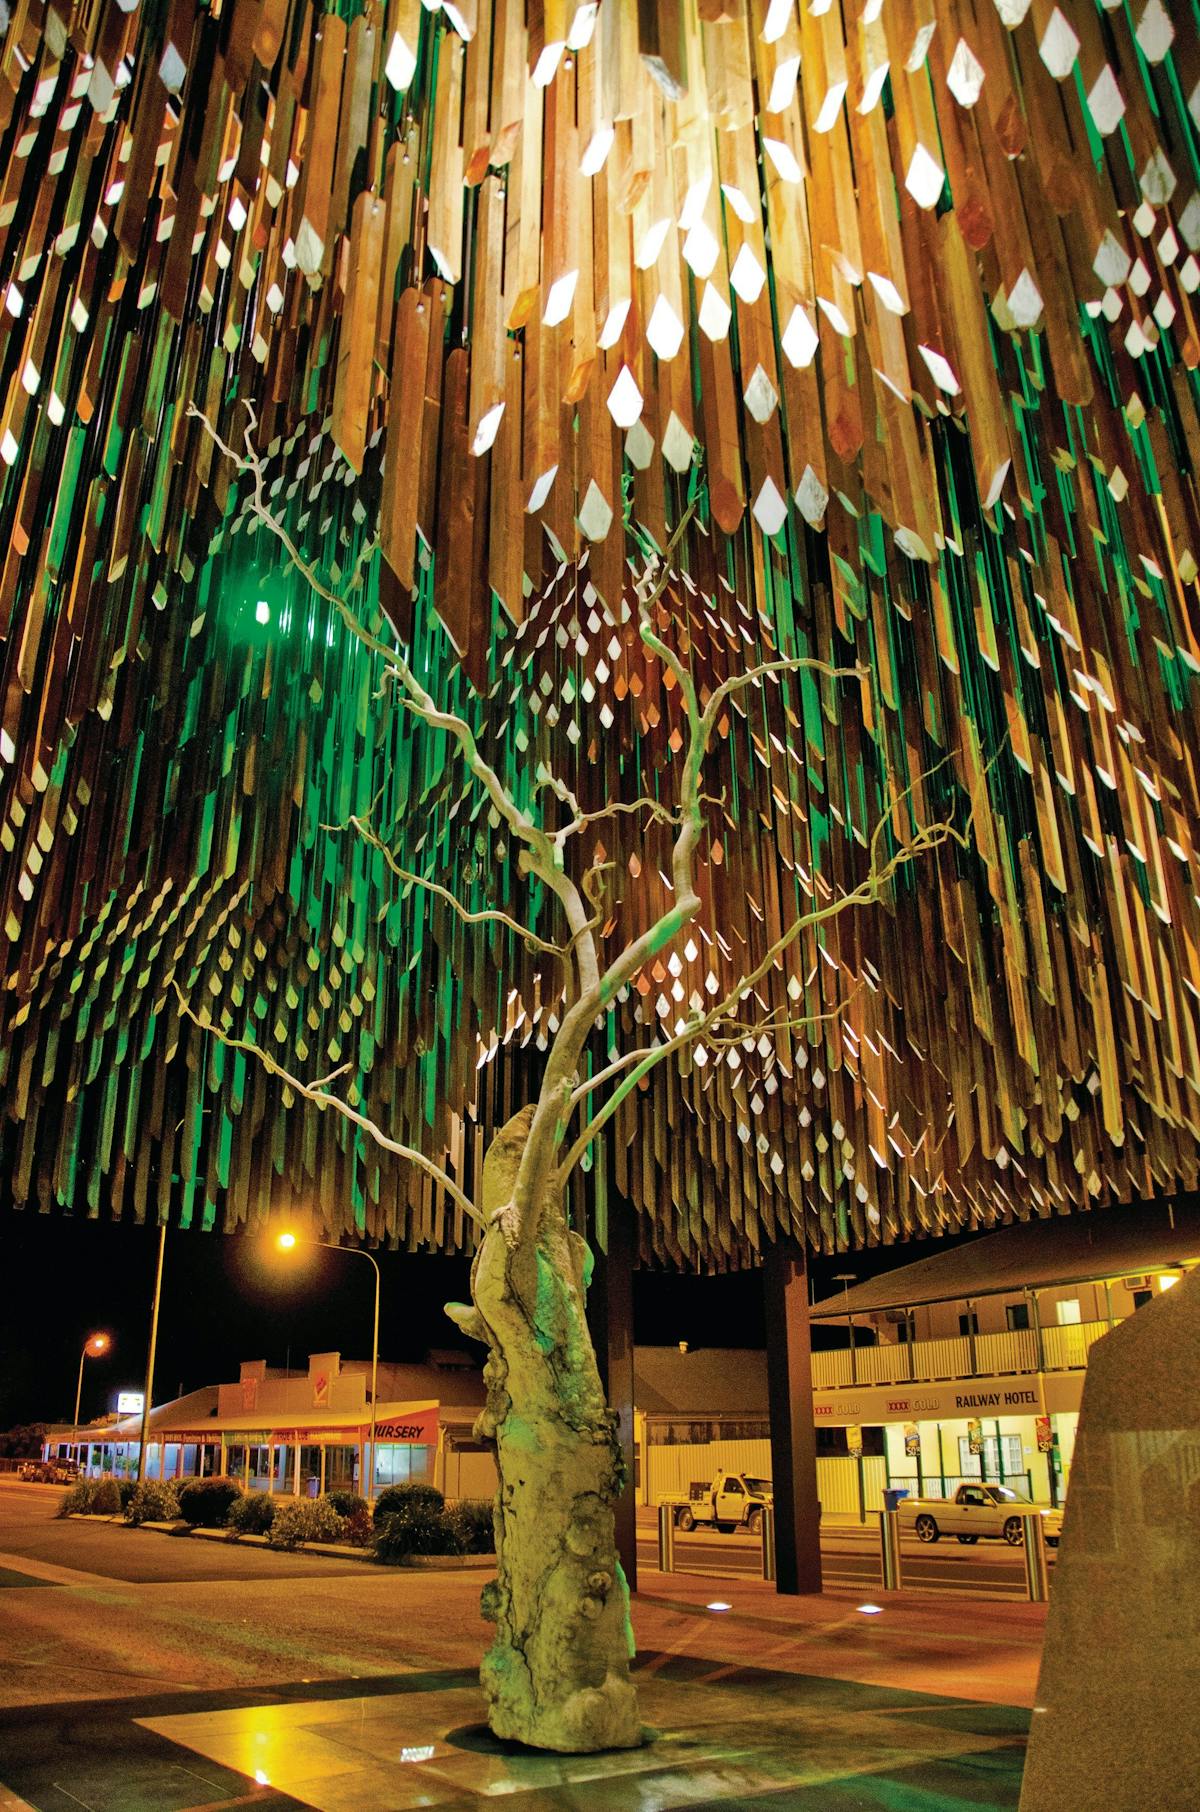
[636,1515,1057,1597]
[0,1477,491,1710]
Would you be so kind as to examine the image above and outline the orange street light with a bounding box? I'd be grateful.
[273,1231,380,1499]
[74,1331,111,1427]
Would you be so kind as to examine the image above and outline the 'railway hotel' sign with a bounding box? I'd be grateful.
[811,1371,1083,1426]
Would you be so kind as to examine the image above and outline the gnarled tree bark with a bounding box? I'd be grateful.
[447,1105,640,1753]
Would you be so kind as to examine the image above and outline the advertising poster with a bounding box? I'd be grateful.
[967,1417,983,1455]
[846,1423,864,1458]
[903,1422,920,1458]
[1035,1415,1054,1453]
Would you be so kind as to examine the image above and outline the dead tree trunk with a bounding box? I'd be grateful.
[447,1106,641,1752]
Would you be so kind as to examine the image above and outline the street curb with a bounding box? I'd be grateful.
[67,1512,495,1568]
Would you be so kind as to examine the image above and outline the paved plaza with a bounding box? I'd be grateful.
[0,1482,1040,1810]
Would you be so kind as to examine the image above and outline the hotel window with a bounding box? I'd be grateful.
[1055,1299,1082,1325]
[959,1433,1023,1482]
[1005,1303,1030,1331]
[958,1310,979,1337]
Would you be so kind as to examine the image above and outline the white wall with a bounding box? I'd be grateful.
[442,1447,498,1501]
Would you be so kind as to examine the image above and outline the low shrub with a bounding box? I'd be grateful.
[179,1476,243,1527]
[372,1481,445,1528]
[267,1498,347,1550]
[116,1479,137,1511]
[90,1478,123,1516]
[125,1479,180,1524]
[341,1505,373,1548]
[373,1502,463,1565]
[446,1498,495,1554]
[226,1492,276,1537]
[57,1480,97,1517]
[324,1489,367,1519]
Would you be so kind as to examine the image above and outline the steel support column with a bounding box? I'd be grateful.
[763,1241,822,1595]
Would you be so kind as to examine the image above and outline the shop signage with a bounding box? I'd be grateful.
[1035,1415,1054,1453]
[967,1418,983,1455]
[370,1409,439,1443]
[268,1427,363,1443]
[812,1370,1081,1426]
[116,1391,144,1414]
[903,1423,920,1457]
[241,1378,258,1412]
[313,1371,330,1408]
[846,1423,864,1458]
[954,1388,1038,1409]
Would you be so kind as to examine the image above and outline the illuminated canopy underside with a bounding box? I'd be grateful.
[1,0,1199,1264]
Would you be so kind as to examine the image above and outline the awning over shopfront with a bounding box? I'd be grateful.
[812,1201,1200,1320]
[73,1400,442,1447]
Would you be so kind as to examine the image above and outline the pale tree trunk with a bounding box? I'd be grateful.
[446,1106,641,1752]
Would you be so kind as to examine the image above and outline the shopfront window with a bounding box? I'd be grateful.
[373,1443,433,1490]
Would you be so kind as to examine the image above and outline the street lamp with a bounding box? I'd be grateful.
[275,1232,381,1500]
[74,1332,111,1427]
[833,1273,857,1384]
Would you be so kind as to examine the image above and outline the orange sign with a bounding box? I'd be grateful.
[313,1371,329,1408]
[369,1408,439,1444]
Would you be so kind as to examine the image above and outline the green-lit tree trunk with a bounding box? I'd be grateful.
[447,1106,641,1753]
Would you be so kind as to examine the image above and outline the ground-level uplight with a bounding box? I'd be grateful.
[856,1604,883,1615]
[706,1600,733,1612]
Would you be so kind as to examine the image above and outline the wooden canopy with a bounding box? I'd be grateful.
[0,0,1198,1265]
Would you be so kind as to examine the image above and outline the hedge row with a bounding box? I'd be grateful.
[58,1476,495,1561]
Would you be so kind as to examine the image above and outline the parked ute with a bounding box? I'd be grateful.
[897,1482,1052,1545]
[661,1470,773,1533]
[18,1458,79,1483]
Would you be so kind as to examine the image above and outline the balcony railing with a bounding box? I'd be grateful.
[810,1317,1112,1392]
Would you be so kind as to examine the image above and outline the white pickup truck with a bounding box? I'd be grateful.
[661,1470,773,1533]
[897,1482,1053,1546]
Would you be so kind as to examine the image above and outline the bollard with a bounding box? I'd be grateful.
[876,1507,902,1591]
[761,1504,776,1582]
[1023,1512,1049,1602]
[657,1501,676,1573]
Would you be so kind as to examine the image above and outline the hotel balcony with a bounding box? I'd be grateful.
[810,1318,1113,1392]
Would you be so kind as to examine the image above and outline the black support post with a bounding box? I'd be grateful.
[763,1240,822,1595]
[589,1194,638,1592]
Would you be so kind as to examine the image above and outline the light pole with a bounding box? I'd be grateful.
[137,1223,167,1482]
[73,1332,111,1427]
[276,1233,381,1500]
[833,1273,857,1385]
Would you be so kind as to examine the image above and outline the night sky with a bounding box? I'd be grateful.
[0,1209,977,1431]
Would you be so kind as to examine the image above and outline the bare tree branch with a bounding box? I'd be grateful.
[172,983,483,1228]
[326,810,567,959]
[191,401,603,1007]
[555,817,953,1183]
